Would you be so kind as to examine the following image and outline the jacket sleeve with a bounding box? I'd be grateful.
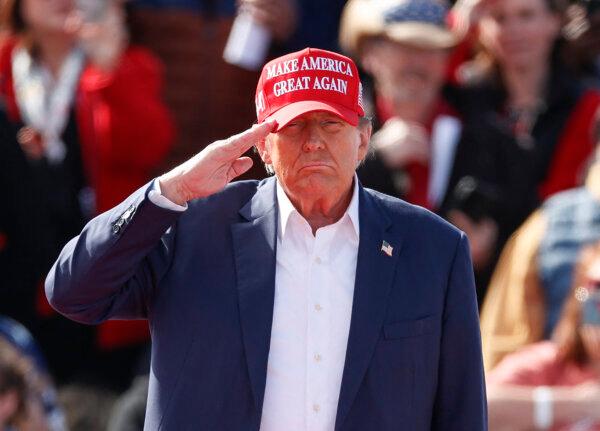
[45,182,181,325]
[431,232,488,431]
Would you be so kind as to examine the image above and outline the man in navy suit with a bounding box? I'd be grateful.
[46,48,487,430]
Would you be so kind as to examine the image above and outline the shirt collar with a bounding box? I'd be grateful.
[276,174,360,239]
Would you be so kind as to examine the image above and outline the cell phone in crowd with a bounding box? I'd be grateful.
[76,0,108,22]
[447,176,501,223]
[223,12,272,71]
[582,286,600,326]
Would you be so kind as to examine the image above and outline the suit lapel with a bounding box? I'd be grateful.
[231,178,278,416]
[335,186,403,430]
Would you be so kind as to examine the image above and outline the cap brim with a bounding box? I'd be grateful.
[264,101,359,132]
[385,23,457,49]
[340,0,457,55]
[339,0,383,55]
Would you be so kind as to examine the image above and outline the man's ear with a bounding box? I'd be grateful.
[255,137,273,165]
[357,121,372,163]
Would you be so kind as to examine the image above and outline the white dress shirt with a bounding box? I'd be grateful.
[260,178,359,431]
[151,178,360,430]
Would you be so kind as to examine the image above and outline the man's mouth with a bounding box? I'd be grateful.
[300,162,333,170]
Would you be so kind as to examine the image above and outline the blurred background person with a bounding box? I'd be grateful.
[481,119,600,371]
[0,316,64,431]
[0,337,50,431]
[486,241,600,430]
[442,0,600,303]
[339,0,526,301]
[106,374,148,431]
[0,0,174,387]
[454,0,600,205]
[339,0,461,211]
[126,0,263,174]
[127,0,347,178]
[57,383,117,431]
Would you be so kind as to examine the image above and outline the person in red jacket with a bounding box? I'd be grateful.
[0,0,174,387]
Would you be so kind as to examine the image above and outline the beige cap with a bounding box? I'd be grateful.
[339,0,458,55]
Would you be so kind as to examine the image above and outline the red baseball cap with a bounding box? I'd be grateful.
[255,47,365,132]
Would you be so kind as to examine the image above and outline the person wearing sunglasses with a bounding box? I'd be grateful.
[487,241,600,430]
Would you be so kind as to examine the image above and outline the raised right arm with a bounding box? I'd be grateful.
[45,182,181,324]
[46,121,276,324]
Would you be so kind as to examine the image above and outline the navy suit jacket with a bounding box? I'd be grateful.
[46,177,487,430]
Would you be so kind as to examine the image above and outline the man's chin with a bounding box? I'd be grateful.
[292,174,336,195]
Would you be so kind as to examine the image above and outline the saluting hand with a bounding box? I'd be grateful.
[159,121,277,206]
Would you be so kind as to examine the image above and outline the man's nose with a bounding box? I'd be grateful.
[302,123,325,152]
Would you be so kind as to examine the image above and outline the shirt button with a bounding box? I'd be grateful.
[313,404,320,413]
[314,353,322,362]
[314,304,322,312]
[314,256,322,264]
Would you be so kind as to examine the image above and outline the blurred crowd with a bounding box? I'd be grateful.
[0,0,599,429]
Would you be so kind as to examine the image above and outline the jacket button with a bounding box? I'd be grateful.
[123,205,135,220]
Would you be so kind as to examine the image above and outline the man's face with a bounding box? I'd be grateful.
[361,38,449,107]
[257,111,371,202]
[479,0,561,71]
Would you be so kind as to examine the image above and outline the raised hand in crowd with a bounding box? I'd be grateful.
[370,118,430,168]
[238,0,298,42]
[159,121,276,205]
[66,0,129,72]
[451,0,497,37]
[564,2,600,76]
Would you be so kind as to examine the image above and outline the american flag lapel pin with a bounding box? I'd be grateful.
[381,240,393,257]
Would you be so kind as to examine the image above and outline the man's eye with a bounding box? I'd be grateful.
[322,120,342,129]
[280,122,303,135]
